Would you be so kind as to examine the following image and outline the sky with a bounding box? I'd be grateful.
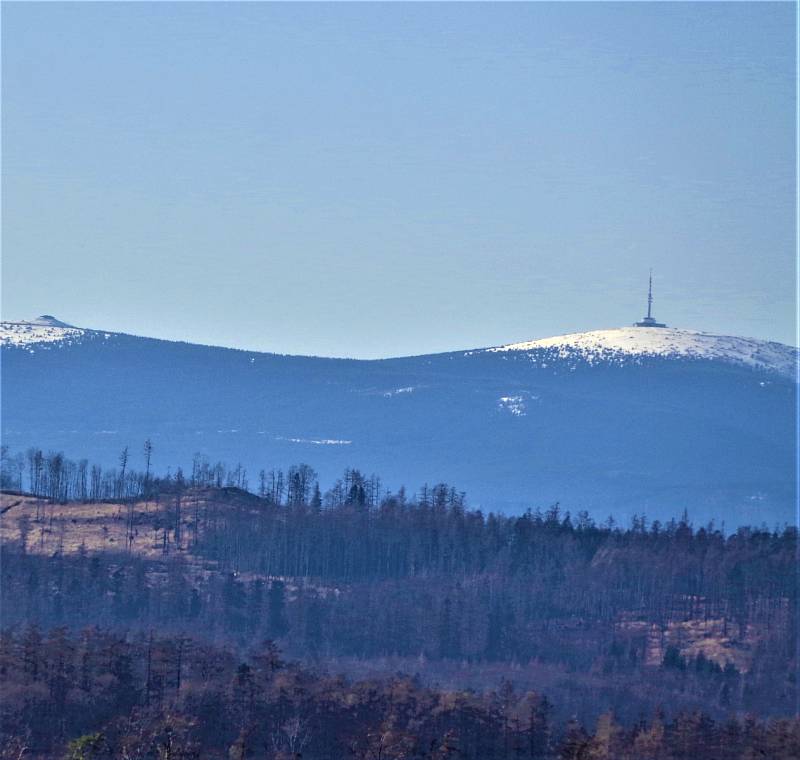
[2,2,796,358]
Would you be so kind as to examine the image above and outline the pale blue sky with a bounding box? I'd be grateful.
[2,2,795,357]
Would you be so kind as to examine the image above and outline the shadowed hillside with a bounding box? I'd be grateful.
[2,471,795,728]
[2,323,796,525]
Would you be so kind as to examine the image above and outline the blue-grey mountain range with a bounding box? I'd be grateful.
[2,315,796,527]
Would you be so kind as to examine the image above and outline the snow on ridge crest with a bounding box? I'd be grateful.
[0,320,88,348]
[3,318,796,378]
[488,327,798,378]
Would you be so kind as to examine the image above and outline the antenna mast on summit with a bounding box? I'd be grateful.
[634,270,667,328]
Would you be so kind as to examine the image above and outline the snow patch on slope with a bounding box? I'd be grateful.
[498,396,527,416]
[278,437,352,446]
[383,386,416,397]
[488,327,797,379]
[0,320,87,348]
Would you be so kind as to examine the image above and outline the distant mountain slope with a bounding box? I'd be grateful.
[1,315,88,347]
[2,317,796,526]
[489,327,797,378]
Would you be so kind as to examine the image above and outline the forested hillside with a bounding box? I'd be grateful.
[1,447,797,758]
[4,1,796,757]
[2,628,798,760]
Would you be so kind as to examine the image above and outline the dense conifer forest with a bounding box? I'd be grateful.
[1,447,797,758]
[2,628,799,760]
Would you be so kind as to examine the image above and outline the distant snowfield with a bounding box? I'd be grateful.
[279,437,353,446]
[0,320,88,347]
[497,396,527,416]
[488,327,798,379]
[1,319,796,379]
[383,386,416,397]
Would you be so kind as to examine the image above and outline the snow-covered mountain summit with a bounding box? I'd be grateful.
[0,316,89,348]
[488,327,798,379]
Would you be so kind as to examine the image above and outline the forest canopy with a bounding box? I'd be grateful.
[1,445,797,758]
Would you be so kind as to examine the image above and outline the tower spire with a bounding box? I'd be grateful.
[634,270,667,328]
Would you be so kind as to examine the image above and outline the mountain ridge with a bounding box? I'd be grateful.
[2,316,795,525]
[2,317,797,379]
